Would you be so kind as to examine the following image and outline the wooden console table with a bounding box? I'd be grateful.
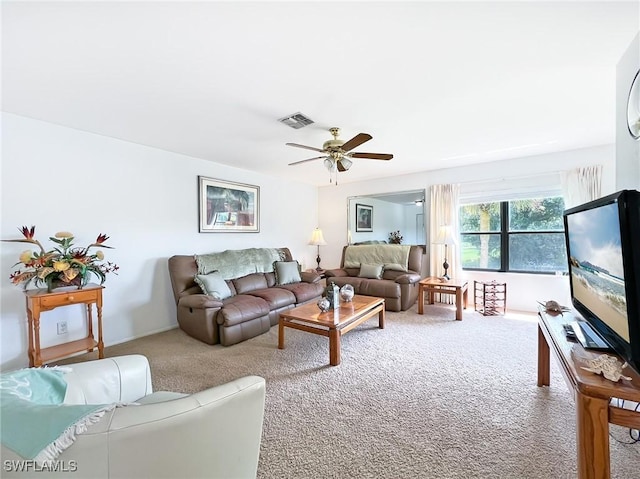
[24,283,104,367]
[537,307,640,479]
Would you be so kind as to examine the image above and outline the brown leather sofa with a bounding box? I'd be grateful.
[325,244,427,312]
[168,247,323,346]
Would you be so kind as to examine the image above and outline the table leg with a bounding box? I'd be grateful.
[537,324,550,387]
[87,303,95,353]
[329,328,341,366]
[26,305,35,367]
[33,312,42,367]
[428,289,435,305]
[455,289,463,321]
[418,285,424,315]
[278,319,285,349]
[378,307,385,329]
[463,286,468,309]
[576,393,610,479]
[96,304,104,358]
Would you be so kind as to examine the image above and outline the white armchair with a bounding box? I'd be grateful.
[1,355,266,479]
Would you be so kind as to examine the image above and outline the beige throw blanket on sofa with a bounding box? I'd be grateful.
[343,244,411,271]
[196,248,285,280]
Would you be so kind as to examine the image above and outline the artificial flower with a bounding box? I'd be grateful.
[3,226,119,291]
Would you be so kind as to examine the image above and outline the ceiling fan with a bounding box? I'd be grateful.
[286,127,393,182]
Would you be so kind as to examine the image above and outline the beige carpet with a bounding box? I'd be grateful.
[62,304,640,478]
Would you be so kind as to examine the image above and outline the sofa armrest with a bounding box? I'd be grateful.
[86,376,265,479]
[394,272,421,284]
[300,271,321,283]
[178,294,224,309]
[64,355,153,405]
[325,268,348,278]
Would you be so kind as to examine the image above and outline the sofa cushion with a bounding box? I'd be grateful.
[194,272,233,300]
[218,295,270,326]
[247,288,296,309]
[233,273,269,294]
[359,263,383,279]
[273,261,301,285]
[277,281,325,303]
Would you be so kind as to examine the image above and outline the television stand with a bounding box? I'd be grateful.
[537,307,640,479]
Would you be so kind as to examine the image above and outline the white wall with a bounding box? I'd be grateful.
[0,113,318,370]
[616,32,640,189]
[318,144,616,312]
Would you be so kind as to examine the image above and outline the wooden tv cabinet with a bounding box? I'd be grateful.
[537,307,640,479]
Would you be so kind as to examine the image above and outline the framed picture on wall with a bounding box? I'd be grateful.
[355,204,373,232]
[198,176,260,233]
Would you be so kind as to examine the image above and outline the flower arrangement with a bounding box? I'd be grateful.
[4,226,119,291]
[388,230,403,244]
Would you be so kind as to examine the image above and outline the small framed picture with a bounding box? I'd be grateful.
[355,204,373,232]
[198,176,260,233]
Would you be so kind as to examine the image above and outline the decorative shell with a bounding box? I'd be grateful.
[538,300,570,315]
[581,354,632,382]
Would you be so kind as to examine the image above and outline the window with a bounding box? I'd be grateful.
[459,197,567,273]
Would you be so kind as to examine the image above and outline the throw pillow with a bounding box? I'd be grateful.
[273,261,302,285]
[358,263,383,279]
[194,271,232,300]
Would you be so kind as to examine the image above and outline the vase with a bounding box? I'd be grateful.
[47,275,86,293]
[340,284,355,302]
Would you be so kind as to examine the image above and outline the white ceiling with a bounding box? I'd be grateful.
[2,1,639,186]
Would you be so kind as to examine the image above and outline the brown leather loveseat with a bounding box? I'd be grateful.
[168,247,323,346]
[325,244,427,311]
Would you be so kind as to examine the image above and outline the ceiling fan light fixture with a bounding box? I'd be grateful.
[324,158,336,172]
[339,158,353,170]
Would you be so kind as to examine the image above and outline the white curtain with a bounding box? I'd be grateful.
[429,184,460,303]
[561,165,602,209]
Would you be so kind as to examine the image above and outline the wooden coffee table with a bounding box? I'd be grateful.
[278,295,385,366]
[418,277,468,320]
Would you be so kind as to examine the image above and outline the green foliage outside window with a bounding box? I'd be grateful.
[460,197,567,273]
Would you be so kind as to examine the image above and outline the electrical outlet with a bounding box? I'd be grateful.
[57,321,68,335]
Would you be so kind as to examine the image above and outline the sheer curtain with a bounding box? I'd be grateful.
[429,184,461,298]
[561,165,603,208]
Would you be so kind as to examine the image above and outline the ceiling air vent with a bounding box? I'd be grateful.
[278,112,314,129]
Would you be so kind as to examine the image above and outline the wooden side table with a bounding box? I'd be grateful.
[24,283,104,367]
[418,277,468,320]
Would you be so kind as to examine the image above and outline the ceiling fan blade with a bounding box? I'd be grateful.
[288,156,327,166]
[340,133,372,152]
[337,161,347,172]
[285,142,325,153]
[349,152,393,160]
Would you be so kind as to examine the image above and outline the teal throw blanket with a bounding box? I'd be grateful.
[196,247,286,280]
[0,367,114,463]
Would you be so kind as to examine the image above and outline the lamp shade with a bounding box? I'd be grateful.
[434,225,457,245]
[308,228,327,246]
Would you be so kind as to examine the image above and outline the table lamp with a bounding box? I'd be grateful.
[434,225,457,280]
[308,228,327,271]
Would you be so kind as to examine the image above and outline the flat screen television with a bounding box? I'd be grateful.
[563,189,640,374]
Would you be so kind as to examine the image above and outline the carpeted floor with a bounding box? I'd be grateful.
[62,303,640,478]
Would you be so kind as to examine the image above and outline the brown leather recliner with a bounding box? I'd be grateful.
[325,245,428,311]
[168,248,323,346]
